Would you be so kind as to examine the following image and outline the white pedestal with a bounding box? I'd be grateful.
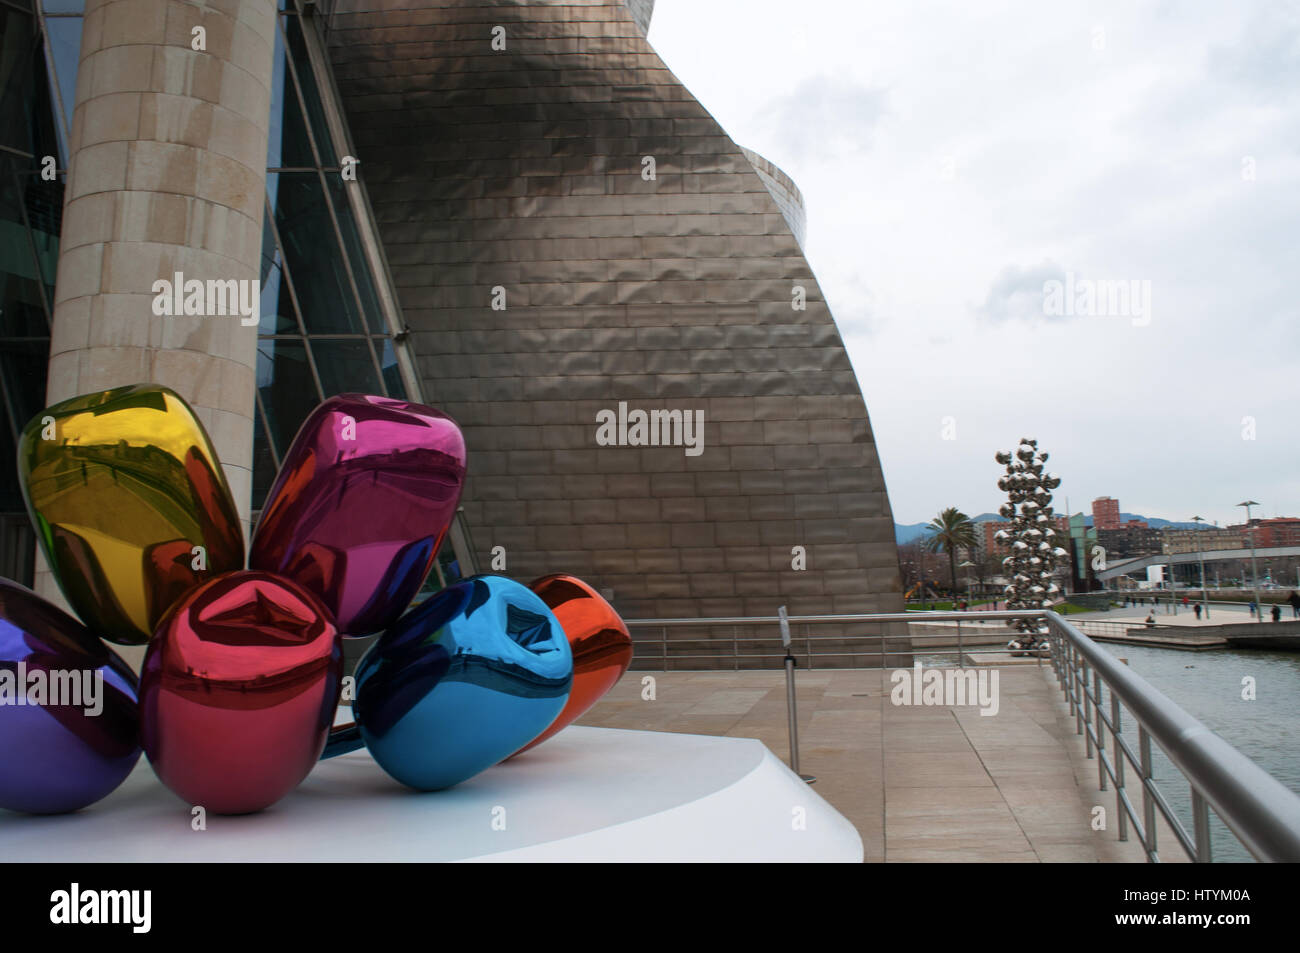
[2,727,862,862]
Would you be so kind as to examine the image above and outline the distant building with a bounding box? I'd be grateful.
[1092,497,1121,531]
[980,516,1070,557]
[1096,523,1161,560]
[1162,528,1245,554]
[1237,518,1300,549]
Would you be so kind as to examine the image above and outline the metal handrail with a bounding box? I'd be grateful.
[1041,611,1300,863]
[621,608,1300,862]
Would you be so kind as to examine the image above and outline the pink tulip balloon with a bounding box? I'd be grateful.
[249,395,467,636]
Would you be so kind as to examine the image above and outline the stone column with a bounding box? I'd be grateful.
[36,0,277,642]
[45,0,275,522]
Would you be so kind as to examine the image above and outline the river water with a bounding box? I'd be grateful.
[1093,642,1300,863]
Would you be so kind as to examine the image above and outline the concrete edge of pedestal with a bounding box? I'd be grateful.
[469,734,865,863]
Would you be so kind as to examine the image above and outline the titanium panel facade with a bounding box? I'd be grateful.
[323,0,905,625]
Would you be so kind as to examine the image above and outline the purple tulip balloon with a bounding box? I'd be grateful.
[249,395,468,636]
[0,578,141,814]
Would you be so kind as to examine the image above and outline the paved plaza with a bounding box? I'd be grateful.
[578,664,1176,862]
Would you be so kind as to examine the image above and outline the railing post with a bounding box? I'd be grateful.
[1093,669,1107,790]
[1140,727,1157,861]
[1192,790,1212,862]
[1112,690,1128,842]
[732,624,738,672]
[1083,659,1094,759]
[1068,642,1078,717]
[778,606,814,784]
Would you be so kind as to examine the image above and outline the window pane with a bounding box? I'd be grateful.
[267,19,314,169]
[379,337,405,398]
[0,338,48,436]
[283,14,336,166]
[270,171,366,334]
[325,173,386,333]
[0,164,51,335]
[257,337,319,457]
[257,209,299,334]
[251,401,277,509]
[310,338,380,399]
[38,1,85,13]
[43,16,80,147]
[0,8,61,160]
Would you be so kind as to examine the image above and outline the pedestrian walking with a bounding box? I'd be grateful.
[1194,604,1202,620]
[1289,590,1300,619]
[1249,601,1257,617]
[1271,604,1282,623]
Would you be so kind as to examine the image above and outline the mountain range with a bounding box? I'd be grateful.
[895,512,1204,545]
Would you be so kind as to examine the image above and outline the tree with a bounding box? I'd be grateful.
[922,507,978,600]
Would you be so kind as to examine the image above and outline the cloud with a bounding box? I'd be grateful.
[974,261,1067,323]
[757,74,890,160]
[1207,0,1300,95]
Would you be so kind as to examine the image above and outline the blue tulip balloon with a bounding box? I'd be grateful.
[331,576,572,790]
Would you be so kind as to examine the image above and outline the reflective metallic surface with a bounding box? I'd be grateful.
[250,394,467,637]
[0,578,141,814]
[139,571,342,814]
[17,384,244,645]
[514,574,632,755]
[346,575,572,790]
[325,1,906,635]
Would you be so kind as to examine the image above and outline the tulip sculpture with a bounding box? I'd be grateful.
[993,438,1067,656]
[2,384,631,817]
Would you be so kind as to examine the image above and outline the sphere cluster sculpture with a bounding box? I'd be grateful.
[994,438,1067,654]
[1,385,632,816]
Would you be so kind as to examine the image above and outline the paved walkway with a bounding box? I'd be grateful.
[578,664,1162,862]
[1073,602,1295,627]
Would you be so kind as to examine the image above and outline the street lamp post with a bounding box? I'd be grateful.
[1237,500,1263,623]
[1192,515,1210,620]
[959,559,975,605]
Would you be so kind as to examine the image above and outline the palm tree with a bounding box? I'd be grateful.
[923,507,978,602]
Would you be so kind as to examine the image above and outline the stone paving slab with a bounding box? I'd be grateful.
[577,663,1160,862]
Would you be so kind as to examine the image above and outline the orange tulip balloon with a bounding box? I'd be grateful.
[513,574,633,755]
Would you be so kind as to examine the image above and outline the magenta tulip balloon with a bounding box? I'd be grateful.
[249,395,467,636]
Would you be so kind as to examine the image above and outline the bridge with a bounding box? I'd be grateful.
[1095,545,1300,583]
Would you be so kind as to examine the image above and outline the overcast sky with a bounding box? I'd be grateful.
[650,0,1299,526]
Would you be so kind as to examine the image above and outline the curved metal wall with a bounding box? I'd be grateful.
[324,0,902,624]
[741,146,808,250]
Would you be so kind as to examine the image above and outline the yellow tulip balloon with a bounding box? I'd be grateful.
[17,384,244,645]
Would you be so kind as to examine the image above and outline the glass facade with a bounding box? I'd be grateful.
[257,4,411,508]
[0,0,417,583]
[0,0,63,585]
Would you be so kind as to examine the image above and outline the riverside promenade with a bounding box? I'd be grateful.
[578,664,1176,862]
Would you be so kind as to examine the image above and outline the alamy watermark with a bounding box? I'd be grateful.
[1043,272,1151,326]
[0,664,103,716]
[595,401,704,457]
[50,884,150,933]
[151,271,260,326]
[889,661,1000,716]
